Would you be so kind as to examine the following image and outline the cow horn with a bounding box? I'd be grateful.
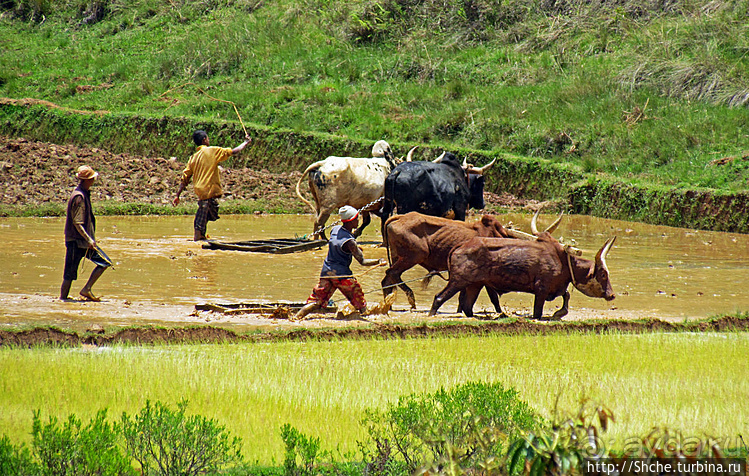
[433,151,446,163]
[462,156,468,167]
[545,212,563,234]
[503,228,537,241]
[406,146,417,162]
[531,209,563,235]
[530,209,541,235]
[473,157,496,175]
[595,236,617,271]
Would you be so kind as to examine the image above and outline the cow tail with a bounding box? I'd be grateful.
[420,271,448,290]
[295,162,322,215]
[381,169,399,268]
[420,273,433,290]
[384,217,392,266]
[382,168,399,221]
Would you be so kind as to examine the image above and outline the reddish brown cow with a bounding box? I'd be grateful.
[382,212,542,309]
[428,233,616,319]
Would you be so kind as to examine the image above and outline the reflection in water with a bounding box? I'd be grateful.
[188,255,220,295]
[0,213,748,321]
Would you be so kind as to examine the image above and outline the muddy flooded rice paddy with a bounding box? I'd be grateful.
[1,213,747,331]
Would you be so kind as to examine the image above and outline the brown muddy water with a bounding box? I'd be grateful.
[1,213,747,330]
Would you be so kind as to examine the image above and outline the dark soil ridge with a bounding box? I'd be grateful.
[2,99,749,233]
[2,315,747,348]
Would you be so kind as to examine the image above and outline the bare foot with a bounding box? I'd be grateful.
[79,290,101,302]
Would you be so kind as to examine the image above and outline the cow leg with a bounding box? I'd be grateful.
[551,291,570,320]
[354,211,371,238]
[485,287,504,316]
[429,282,462,316]
[381,269,398,301]
[382,267,417,310]
[379,202,393,240]
[456,286,483,317]
[369,209,384,246]
[532,294,546,320]
[313,211,331,241]
[458,284,482,318]
[400,282,416,309]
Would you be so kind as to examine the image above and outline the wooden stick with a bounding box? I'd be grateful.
[160,82,248,136]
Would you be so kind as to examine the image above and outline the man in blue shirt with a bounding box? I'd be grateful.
[295,206,385,320]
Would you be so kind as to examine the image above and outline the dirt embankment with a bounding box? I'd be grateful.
[0,136,305,209]
[1,315,748,348]
[0,136,540,212]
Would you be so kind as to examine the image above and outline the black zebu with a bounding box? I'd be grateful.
[380,151,495,235]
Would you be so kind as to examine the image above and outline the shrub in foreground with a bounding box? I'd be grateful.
[507,399,615,476]
[121,399,243,476]
[0,435,37,475]
[360,381,542,474]
[32,409,134,476]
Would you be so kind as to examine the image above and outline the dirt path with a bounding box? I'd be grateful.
[1,294,746,347]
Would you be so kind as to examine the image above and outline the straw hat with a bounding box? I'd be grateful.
[339,205,359,222]
[76,165,98,180]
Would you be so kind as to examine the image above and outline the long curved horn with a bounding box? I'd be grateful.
[544,212,563,234]
[562,244,583,257]
[531,209,563,235]
[462,156,468,168]
[595,236,617,271]
[406,146,417,162]
[503,228,537,241]
[530,209,541,235]
[433,151,446,163]
[473,157,496,174]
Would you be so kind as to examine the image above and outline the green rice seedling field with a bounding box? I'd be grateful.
[2,331,747,462]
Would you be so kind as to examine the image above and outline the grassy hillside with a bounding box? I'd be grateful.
[1,0,748,192]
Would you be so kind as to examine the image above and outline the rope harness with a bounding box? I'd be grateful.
[326,273,438,305]
[300,197,385,240]
[567,251,577,287]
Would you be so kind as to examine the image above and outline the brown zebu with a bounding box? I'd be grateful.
[381,212,557,310]
[429,233,616,319]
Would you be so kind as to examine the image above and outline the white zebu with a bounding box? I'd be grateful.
[296,140,413,240]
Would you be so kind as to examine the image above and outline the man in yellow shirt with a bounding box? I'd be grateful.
[173,130,251,240]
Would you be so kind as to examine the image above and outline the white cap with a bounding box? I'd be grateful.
[339,205,359,222]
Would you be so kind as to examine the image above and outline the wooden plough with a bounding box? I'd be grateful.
[202,238,326,254]
[195,302,336,316]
